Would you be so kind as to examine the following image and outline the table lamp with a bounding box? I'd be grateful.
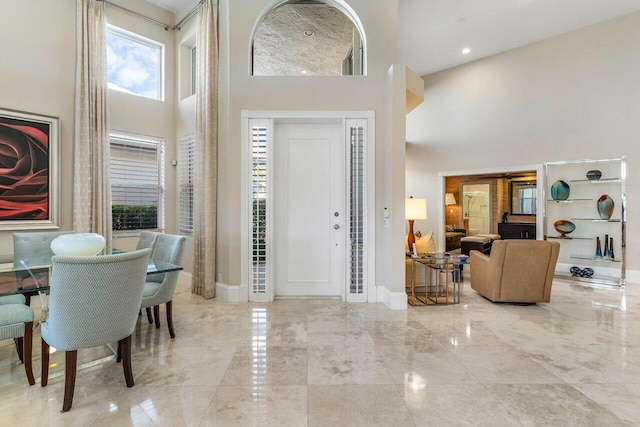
[405,196,427,252]
[445,193,456,214]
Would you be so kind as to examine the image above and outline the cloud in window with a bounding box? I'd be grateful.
[106,30,161,100]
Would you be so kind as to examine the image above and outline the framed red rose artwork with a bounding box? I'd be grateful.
[0,108,59,230]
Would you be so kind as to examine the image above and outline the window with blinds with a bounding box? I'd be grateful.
[349,125,366,295]
[251,125,268,295]
[179,134,195,235]
[110,132,164,234]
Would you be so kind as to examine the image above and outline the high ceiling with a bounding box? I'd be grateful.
[399,0,640,76]
[149,0,640,76]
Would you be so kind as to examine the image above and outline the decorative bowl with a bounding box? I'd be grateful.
[582,267,594,277]
[51,233,106,256]
[553,220,575,236]
[586,170,602,181]
[570,266,582,276]
[550,180,570,201]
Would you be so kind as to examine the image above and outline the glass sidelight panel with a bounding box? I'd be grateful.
[348,123,367,297]
[252,126,268,295]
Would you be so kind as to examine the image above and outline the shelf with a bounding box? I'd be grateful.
[570,255,621,263]
[569,178,622,183]
[569,218,621,223]
[544,157,625,288]
[555,273,623,286]
[547,235,593,240]
[546,198,593,203]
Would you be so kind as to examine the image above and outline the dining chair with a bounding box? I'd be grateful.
[140,233,186,338]
[40,248,151,412]
[136,231,160,323]
[136,230,159,251]
[0,302,35,385]
[13,231,76,306]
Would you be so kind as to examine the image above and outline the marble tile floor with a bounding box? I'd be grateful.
[1,277,640,426]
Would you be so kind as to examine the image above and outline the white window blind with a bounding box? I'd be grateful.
[110,132,164,233]
[251,125,268,295]
[179,134,195,235]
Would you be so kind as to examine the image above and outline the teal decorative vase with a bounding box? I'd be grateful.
[553,220,575,236]
[597,195,614,220]
[608,237,614,260]
[595,237,602,258]
[551,180,570,200]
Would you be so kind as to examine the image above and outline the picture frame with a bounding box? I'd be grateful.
[0,108,59,230]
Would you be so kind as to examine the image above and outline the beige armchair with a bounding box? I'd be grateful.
[470,240,560,303]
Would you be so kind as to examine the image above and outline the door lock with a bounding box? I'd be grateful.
[334,212,339,217]
[334,224,340,230]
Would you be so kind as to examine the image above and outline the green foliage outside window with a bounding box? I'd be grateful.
[112,204,157,231]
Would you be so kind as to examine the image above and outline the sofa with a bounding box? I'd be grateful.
[470,239,560,303]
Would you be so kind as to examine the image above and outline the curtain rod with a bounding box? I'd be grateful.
[102,1,172,30]
[174,0,204,30]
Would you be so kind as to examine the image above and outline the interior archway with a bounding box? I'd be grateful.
[250,0,366,76]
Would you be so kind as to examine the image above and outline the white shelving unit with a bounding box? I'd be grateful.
[544,158,626,286]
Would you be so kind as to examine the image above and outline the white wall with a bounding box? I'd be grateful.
[0,0,75,254]
[216,0,403,299]
[406,12,639,278]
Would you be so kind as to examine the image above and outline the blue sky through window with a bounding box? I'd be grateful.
[106,27,162,100]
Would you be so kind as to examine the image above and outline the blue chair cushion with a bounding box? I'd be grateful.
[0,303,34,340]
[0,295,26,305]
[142,282,161,298]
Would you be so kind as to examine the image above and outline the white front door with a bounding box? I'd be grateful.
[274,123,345,298]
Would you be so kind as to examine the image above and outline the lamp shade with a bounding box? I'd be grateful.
[405,197,427,220]
[445,193,457,205]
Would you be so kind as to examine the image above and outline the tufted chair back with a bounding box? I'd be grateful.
[13,231,76,266]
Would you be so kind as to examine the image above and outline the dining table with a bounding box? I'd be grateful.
[0,249,183,381]
[0,248,182,299]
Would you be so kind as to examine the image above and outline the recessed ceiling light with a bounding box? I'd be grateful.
[462,47,471,55]
[302,70,308,74]
[303,30,315,37]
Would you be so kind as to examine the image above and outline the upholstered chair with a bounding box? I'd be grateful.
[136,231,159,251]
[0,302,35,385]
[40,249,151,412]
[140,234,186,338]
[470,240,560,303]
[13,231,76,305]
[0,295,27,305]
[136,231,160,323]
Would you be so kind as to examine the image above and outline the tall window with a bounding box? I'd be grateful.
[106,25,164,101]
[178,134,195,235]
[110,132,164,234]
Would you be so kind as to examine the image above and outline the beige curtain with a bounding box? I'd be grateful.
[73,0,112,245]
[192,0,218,298]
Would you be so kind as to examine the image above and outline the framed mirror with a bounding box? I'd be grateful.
[510,181,536,215]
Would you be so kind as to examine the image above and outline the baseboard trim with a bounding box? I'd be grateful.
[377,285,407,310]
[215,282,249,302]
[625,269,639,285]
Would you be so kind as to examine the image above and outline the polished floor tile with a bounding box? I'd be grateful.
[1,276,639,426]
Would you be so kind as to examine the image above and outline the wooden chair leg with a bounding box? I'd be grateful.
[119,335,135,387]
[41,339,50,387]
[116,340,122,363]
[14,337,24,364]
[62,350,78,412]
[23,322,34,386]
[146,307,153,324]
[166,300,175,339]
[153,305,160,329]
[25,294,31,306]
